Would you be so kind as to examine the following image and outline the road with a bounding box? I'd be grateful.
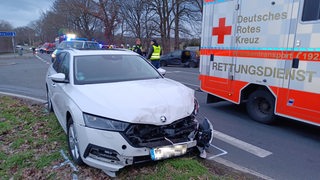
[1,53,320,179]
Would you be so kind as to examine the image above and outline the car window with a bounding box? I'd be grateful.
[172,50,181,57]
[53,52,67,72]
[85,42,100,49]
[58,42,66,49]
[302,0,320,21]
[74,55,162,84]
[60,53,70,80]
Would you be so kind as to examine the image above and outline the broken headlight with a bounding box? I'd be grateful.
[83,113,129,131]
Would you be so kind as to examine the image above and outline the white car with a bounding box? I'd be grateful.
[46,48,213,177]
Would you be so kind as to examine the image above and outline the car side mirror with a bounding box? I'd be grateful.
[157,68,166,76]
[49,73,69,83]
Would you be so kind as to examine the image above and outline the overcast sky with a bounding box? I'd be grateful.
[0,0,54,28]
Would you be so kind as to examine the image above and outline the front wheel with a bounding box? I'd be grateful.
[67,118,84,165]
[246,90,276,124]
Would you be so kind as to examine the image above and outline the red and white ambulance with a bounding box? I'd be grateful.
[199,0,320,125]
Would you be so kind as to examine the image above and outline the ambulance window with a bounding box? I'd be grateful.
[302,0,320,21]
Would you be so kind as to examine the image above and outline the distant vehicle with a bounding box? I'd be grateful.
[160,50,200,68]
[51,40,100,62]
[40,43,55,54]
[46,48,213,177]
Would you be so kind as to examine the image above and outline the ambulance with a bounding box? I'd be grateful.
[199,0,320,125]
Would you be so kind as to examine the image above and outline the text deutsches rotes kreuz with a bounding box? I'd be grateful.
[235,12,287,44]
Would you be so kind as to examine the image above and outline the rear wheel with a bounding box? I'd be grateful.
[246,90,276,124]
[67,118,84,165]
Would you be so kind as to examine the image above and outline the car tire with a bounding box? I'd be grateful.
[246,90,276,124]
[46,86,53,112]
[160,60,167,67]
[67,118,84,165]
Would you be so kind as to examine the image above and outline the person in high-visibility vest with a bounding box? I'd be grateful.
[147,39,162,69]
[133,38,143,56]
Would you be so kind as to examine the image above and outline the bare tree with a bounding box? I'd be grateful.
[14,27,36,46]
[52,0,100,40]
[148,0,175,53]
[86,0,121,44]
[172,0,203,49]
[120,0,150,38]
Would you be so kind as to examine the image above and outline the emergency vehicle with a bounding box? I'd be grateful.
[199,0,320,125]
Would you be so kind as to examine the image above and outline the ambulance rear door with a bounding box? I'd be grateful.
[284,0,320,123]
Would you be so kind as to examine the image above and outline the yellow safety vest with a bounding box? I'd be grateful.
[150,45,161,60]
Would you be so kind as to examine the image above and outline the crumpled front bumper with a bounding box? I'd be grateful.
[74,116,213,173]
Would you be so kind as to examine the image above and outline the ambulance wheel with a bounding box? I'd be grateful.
[246,90,276,124]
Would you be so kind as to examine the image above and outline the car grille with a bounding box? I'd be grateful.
[122,116,197,148]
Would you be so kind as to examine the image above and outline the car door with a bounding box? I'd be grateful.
[49,52,69,126]
[170,50,182,65]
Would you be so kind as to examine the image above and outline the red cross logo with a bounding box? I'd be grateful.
[212,18,232,44]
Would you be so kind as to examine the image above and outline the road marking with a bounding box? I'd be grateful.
[213,130,272,158]
[207,144,228,160]
[213,157,274,180]
[35,54,50,64]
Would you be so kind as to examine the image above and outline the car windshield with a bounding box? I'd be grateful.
[74,54,162,85]
[85,42,100,49]
[59,41,84,49]
[58,41,100,49]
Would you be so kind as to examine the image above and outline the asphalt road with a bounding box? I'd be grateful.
[0,52,320,179]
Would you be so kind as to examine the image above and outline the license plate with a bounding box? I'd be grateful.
[150,144,188,161]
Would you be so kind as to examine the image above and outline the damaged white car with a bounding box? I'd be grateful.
[45,49,213,177]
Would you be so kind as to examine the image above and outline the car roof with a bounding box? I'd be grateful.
[59,49,138,56]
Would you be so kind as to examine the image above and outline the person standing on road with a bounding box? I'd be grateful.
[132,38,143,56]
[147,39,161,69]
[32,46,36,55]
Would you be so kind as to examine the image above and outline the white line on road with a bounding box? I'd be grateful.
[35,54,50,64]
[207,144,228,160]
[214,157,274,180]
[213,130,272,158]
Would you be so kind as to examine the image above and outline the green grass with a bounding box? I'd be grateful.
[0,96,67,179]
[134,158,213,179]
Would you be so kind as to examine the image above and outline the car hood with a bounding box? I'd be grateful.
[72,78,195,125]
